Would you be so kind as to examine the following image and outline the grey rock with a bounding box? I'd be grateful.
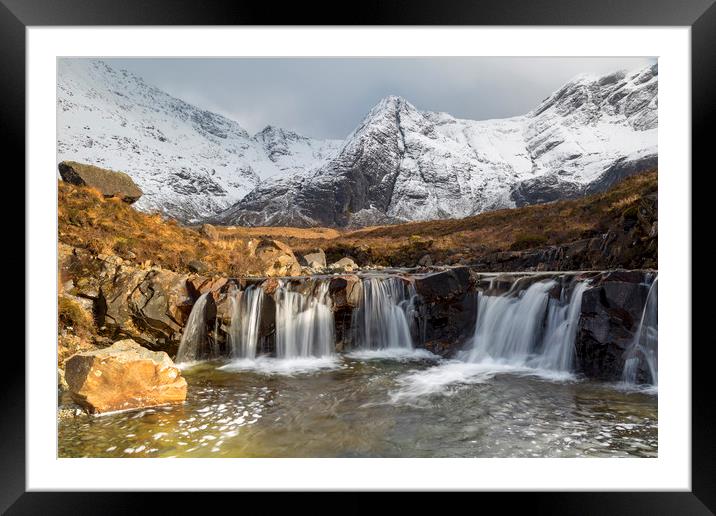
[58,161,143,204]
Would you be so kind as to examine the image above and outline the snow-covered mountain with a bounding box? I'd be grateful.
[217,65,657,227]
[58,60,657,227]
[57,59,340,222]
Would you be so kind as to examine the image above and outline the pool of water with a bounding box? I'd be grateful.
[58,352,657,458]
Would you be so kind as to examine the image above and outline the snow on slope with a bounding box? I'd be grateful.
[57,59,338,222]
[58,59,657,227]
[220,64,657,227]
[253,125,342,177]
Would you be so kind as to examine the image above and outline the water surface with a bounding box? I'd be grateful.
[58,354,657,458]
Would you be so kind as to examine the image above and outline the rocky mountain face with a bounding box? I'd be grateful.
[57,59,339,222]
[219,65,657,227]
[59,60,657,227]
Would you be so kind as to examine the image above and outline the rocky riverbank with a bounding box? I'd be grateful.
[57,165,658,416]
[58,240,656,385]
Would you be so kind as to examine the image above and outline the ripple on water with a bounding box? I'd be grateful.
[345,348,441,362]
[390,360,577,402]
[59,355,657,458]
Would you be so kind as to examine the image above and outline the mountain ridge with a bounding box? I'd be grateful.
[57,59,339,222]
[57,59,657,227]
[218,63,657,227]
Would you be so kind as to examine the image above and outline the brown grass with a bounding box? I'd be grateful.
[58,182,265,275]
[270,170,656,266]
[59,170,657,272]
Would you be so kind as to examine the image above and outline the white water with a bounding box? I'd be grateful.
[345,347,439,362]
[465,279,588,373]
[227,285,265,360]
[175,293,210,363]
[622,276,658,386]
[467,280,555,365]
[219,355,341,375]
[392,360,575,402]
[274,280,335,358]
[393,278,588,399]
[352,276,416,350]
[534,281,589,371]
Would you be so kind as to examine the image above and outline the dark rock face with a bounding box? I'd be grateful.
[216,97,408,227]
[511,174,584,207]
[584,154,658,195]
[411,268,478,356]
[414,267,473,300]
[575,277,651,380]
[58,161,143,204]
[511,154,657,207]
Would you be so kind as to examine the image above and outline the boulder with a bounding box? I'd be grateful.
[97,260,193,352]
[187,260,208,274]
[418,254,433,267]
[261,277,280,296]
[253,238,302,277]
[186,276,228,299]
[200,223,220,241]
[413,269,478,357]
[128,269,193,343]
[328,257,358,272]
[575,277,650,380]
[328,275,363,310]
[414,267,473,301]
[58,161,143,204]
[64,339,187,414]
[300,249,327,269]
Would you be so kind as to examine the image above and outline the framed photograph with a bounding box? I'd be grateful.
[6,0,713,511]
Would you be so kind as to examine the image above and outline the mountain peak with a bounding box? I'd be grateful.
[372,95,416,113]
[530,64,658,127]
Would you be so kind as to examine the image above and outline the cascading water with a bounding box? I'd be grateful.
[622,276,658,385]
[274,280,335,358]
[465,278,589,373]
[467,280,555,365]
[535,281,589,371]
[228,285,265,360]
[351,276,416,350]
[175,292,209,363]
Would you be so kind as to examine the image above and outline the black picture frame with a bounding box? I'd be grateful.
[4,0,714,512]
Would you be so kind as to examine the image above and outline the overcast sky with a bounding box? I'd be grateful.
[106,57,656,140]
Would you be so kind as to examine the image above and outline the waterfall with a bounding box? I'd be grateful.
[466,278,588,373]
[274,280,335,358]
[467,280,555,365]
[622,276,658,385]
[351,276,416,350]
[175,292,209,363]
[228,285,265,360]
[535,281,588,371]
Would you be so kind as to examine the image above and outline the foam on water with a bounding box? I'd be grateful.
[345,348,440,362]
[218,355,342,375]
[391,360,576,402]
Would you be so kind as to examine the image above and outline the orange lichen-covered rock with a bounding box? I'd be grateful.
[65,339,187,414]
